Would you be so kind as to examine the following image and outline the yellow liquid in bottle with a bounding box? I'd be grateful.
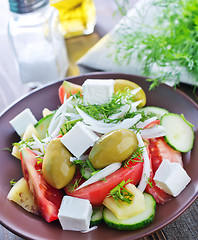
[50,0,96,38]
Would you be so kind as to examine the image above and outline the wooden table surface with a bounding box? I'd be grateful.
[0,0,197,239]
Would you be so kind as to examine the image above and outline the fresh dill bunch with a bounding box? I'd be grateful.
[112,0,198,89]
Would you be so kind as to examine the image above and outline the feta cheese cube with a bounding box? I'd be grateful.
[9,108,37,137]
[82,79,114,105]
[58,196,92,231]
[153,159,191,197]
[61,121,99,158]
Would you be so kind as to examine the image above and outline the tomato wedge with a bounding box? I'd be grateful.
[65,160,143,206]
[58,80,82,104]
[149,137,183,173]
[21,148,64,222]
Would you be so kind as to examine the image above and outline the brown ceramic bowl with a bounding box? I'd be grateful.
[0,73,197,240]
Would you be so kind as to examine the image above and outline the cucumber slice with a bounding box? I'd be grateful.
[161,113,194,152]
[103,193,156,231]
[91,207,103,226]
[140,106,169,119]
[35,113,54,139]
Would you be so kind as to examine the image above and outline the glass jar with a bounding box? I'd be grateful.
[8,0,69,87]
[50,0,96,39]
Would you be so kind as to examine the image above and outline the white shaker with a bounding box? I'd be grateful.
[8,0,68,87]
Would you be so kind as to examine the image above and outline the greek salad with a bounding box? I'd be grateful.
[7,78,194,232]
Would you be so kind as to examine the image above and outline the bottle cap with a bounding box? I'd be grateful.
[8,0,49,14]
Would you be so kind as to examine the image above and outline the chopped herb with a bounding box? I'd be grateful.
[145,174,153,188]
[1,147,12,152]
[108,179,133,206]
[10,179,16,187]
[13,138,35,150]
[124,146,145,168]
[67,177,82,192]
[59,118,82,135]
[73,159,95,172]
[77,89,141,123]
[36,156,43,165]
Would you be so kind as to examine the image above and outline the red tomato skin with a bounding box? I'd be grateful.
[21,148,64,222]
[149,137,183,173]
[65,160,143,206]
[145,172,172,204]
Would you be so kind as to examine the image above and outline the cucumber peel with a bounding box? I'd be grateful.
[35,113,54,139]
[91,207,103,226]
[161,113,194,153]
[103,193,156,231]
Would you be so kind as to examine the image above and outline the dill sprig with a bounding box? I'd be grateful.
[59,118,82,135]
[10,179,17,187]
[72,159,95,172]
[108,179,133,206]
[124,146,145,168]
[13,138,35,150]
[67,177,82,192]
[112,0,198,89]
[145,174,153,188]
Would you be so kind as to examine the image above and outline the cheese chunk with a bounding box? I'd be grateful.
[82,79,114,105]
[9,108,37,137]
[153,159,191,197]
[58,196,92,231]
[61,121,99,158]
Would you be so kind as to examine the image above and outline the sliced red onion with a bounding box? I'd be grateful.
[137,133,151,193]
[75,162,122,191]
[87,114,142,134]
[140,125,166,139]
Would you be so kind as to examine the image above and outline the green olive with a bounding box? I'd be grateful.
[42,138,76,189]
[89,129,138,169]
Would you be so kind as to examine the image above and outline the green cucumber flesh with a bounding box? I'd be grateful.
[91,207,103,226]
[161,113,194,152]
[103,193,156,231]
[35,113,54,139]
[140,106,169,119]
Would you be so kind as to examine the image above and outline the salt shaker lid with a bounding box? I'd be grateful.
[8,0,49,14]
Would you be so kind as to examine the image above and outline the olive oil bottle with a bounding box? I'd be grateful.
[50,0,96,38]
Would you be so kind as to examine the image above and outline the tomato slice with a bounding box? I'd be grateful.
[21,148,64,222]
[65,160,143,206]
[143,119,183,204]
[149,137,183,173]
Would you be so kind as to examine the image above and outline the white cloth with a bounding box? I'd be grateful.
[77,0,197,86]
